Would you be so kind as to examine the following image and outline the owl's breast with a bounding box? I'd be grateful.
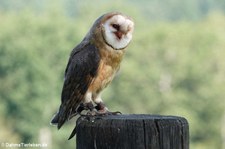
[88,48,124,94]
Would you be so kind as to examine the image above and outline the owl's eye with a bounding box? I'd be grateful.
[112,24,120,30]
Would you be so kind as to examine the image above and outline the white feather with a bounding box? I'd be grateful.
[103,15,134,49]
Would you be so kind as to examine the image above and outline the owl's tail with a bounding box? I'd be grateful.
[50,113,64,130]
[50,113,60,126]
[50,104,78,129]
[50,105,68,129]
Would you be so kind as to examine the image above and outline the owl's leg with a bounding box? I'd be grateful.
[76,92,96,115]
[93,94,109,113]
[95,102,109,113]
[95,102,121,115]
[93,94,121,115]
[76,102,95,114]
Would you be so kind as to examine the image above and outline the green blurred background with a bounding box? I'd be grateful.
[0,0,225,149]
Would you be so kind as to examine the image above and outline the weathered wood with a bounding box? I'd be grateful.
[76,114,189,149]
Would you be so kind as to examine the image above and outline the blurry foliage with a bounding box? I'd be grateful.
[0,0,225,149]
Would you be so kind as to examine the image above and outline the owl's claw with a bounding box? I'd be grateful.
[86,110,121,116]
[94,102,122,116]
[77,102,122,116]
[109,111,122,115]
[76,102,95,115]
[97,111,122,116]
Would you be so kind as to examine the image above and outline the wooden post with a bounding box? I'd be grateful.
[76,114,189,149]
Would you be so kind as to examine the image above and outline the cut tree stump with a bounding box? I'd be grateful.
[76,114,189,149]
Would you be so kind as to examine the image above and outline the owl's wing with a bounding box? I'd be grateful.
[52,42,100,129]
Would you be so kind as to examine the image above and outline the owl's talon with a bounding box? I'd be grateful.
[91,110,122,116]
[86,109,98,116]
[93,102,122,115]
[76,102,95,115]
[76,102,122,116]
[101,111,122,115]
[108,111,122,115]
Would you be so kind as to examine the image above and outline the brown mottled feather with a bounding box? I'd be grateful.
[52,43,100,129]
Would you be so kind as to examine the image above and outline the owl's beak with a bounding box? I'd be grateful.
[115,31,123,40]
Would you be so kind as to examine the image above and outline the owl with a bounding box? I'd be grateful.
[51,12,134,129]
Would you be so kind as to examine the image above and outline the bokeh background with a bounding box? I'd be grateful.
[0,0,225,149]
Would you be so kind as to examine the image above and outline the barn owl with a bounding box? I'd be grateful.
[51,12,134,129]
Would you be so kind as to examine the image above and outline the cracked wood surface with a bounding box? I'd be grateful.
[76,114,189,149]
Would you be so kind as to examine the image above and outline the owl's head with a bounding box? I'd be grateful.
[100,12,134,50]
